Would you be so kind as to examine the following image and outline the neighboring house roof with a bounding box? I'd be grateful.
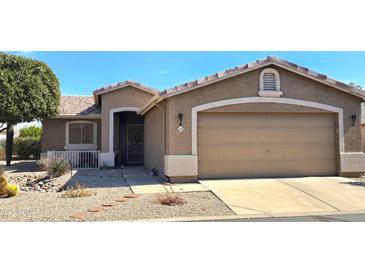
[92,80,160,105]
[160,56,365,99]
[59,96,101,117]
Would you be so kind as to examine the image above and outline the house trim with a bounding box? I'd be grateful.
[191,97,345,155]
[64,120,98,150]
[164,155,198,177]
[259,68,281,91]
[53,115,102,119]
[109,107,141,153]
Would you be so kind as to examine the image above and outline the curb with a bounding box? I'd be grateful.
[134,209,365,222]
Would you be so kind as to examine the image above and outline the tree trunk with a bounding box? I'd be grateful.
[5,123,14,166]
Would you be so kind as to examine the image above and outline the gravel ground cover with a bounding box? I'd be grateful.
[0,162,234,221]
[87,191,234,221]
[0,188,233,221]
[0,186,132,221]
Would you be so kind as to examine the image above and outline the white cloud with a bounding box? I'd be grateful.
[17,51,35,56]
[157,70,168,75]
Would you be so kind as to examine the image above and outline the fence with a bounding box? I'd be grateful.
[44,150,100,169]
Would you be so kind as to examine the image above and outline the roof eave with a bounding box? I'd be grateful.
[93,81,160,106]
[52,114,102,119]
[162,59,365,101]
[138,94,163,116]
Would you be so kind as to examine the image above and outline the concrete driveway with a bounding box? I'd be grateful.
[200,177,365,216]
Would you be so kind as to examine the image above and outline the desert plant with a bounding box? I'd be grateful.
[36,158,49,171]
[155,193,185,206]
[0,176,19,197]
[47,158,70,178]
[13,137,41,159]
[62,182,96,198]
[19,126,42,139]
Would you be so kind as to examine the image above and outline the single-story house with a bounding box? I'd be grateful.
[42,56,365,182]
[362,103,365,151]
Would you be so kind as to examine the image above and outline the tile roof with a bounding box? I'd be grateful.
[59,56,365,117]
[59,96,100,116]
[160,56,365,99]
[93,80,159,96]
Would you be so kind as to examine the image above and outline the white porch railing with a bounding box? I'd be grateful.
[45,151,100,169]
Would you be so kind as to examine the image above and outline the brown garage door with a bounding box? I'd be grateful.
[198,112,337,179]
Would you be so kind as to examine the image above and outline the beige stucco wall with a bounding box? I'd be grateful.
[113,114,120,151]
[144,101,165,175]
[164,65,362,155]
[100,86,154,152]
[41,118,101,152]
[362,125,365,152]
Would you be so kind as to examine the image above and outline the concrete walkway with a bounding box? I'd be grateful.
[124,166,208,194]
[200,176,365,216]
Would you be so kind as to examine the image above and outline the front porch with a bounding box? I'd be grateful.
[42,111,145,170]
[112,111,144,167]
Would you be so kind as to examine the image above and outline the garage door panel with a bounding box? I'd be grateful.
[249,144,335,160]
[198,112,337,178]
[199,144,251,161]
[198,129,250,145]
[199,159,335,178]
[200,127,335,145]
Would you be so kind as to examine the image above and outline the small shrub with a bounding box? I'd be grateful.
[62,182,96,198]
[6,184,19,197]
[0,139,5,149]
[47,158,70,178]
[13,137,41,159]
[0,176,19,197]
[36,158,49,171]
[19,126,42,139]
[155,193,185,206]
[0,139,5,161]
[0,148,4,161]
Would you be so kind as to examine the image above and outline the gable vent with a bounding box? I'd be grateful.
[263,73,276,90]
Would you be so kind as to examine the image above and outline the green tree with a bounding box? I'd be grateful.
[19,125,42,139]
[0,53,60,166]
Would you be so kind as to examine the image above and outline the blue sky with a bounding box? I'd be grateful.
[9,51,365,95]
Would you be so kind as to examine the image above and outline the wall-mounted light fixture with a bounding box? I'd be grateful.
[351,114,357,126]
[177,113,184,133]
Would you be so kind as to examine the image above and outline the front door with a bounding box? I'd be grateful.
[127,124,144,164]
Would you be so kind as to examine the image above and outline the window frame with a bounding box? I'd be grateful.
[64,120,98,150]
[258,68,282,97]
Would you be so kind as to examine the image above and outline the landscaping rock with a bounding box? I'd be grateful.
[70,212,88,221]
[101,203,114,207]
[115,198,129,203]
[88,207,104,213]
[8,174,65,194]
[124,194,140,199]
